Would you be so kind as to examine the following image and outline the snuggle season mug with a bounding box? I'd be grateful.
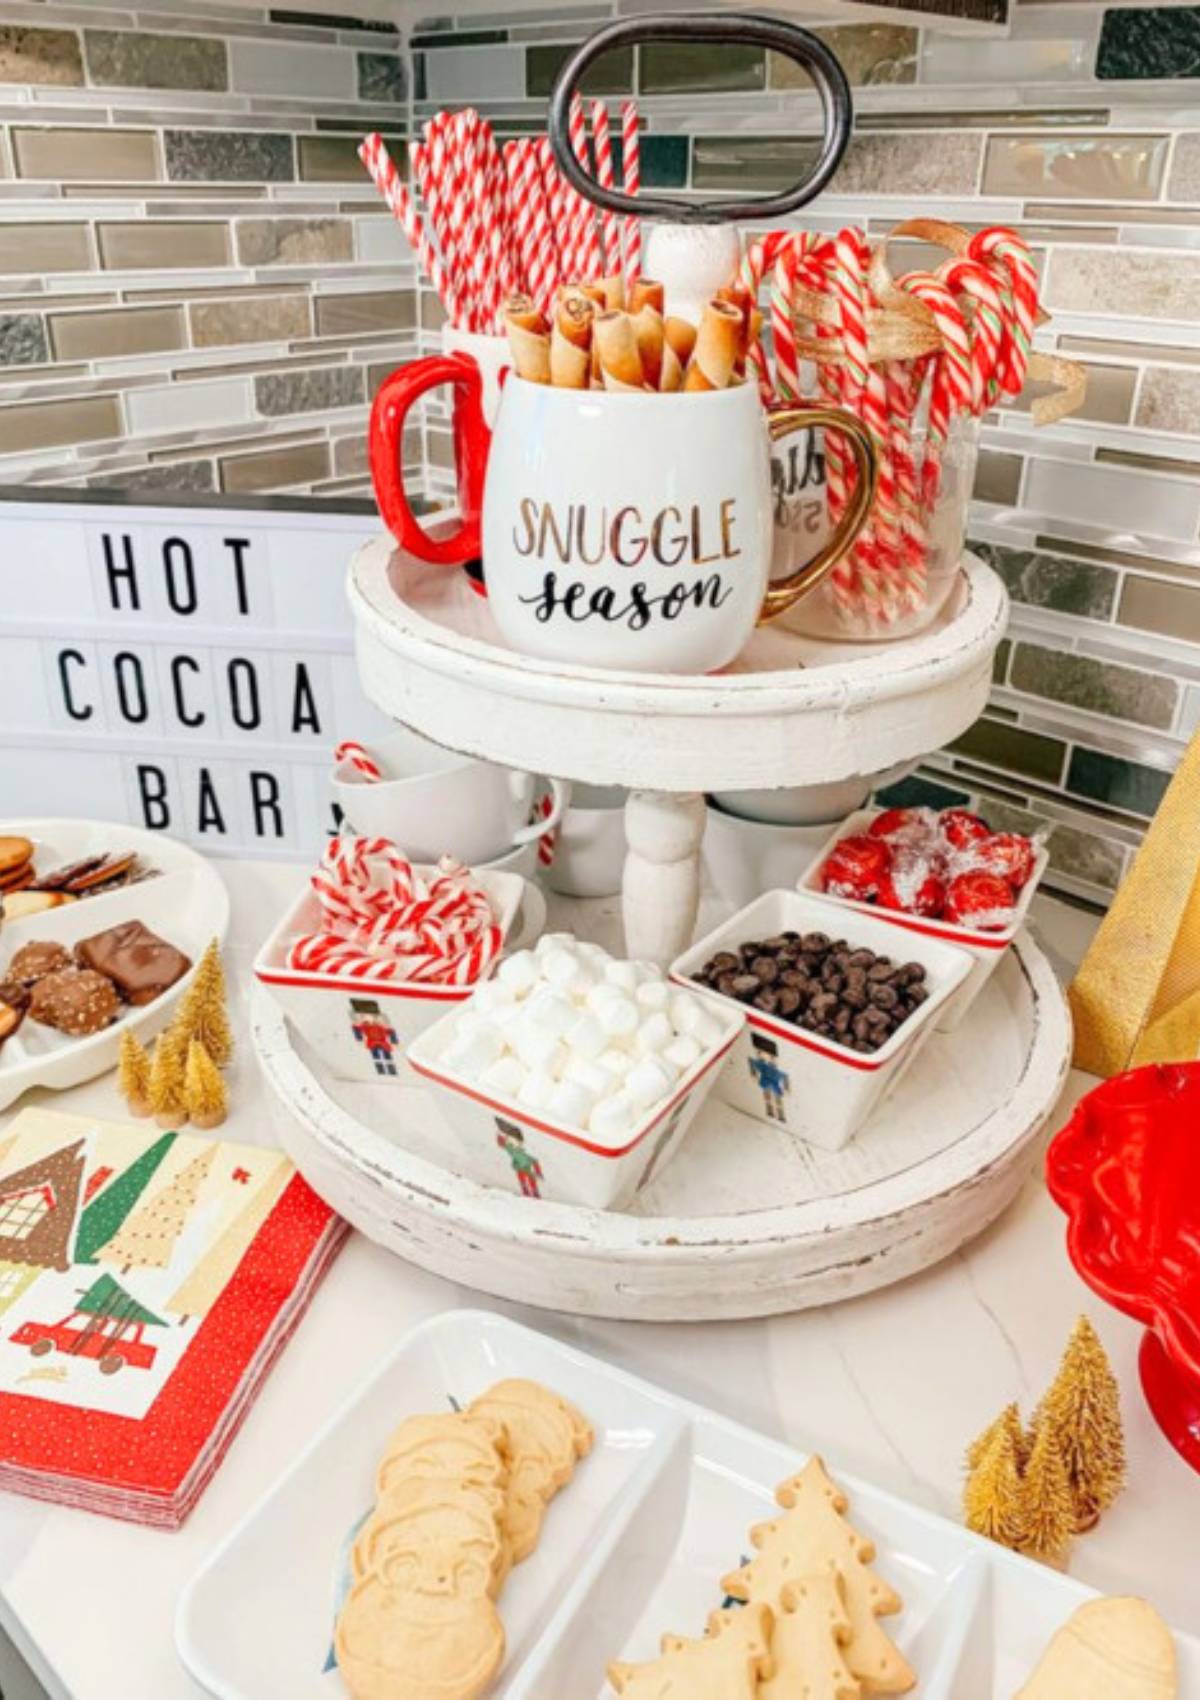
[370,13,876,675]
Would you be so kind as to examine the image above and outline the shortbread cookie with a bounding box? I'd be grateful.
[353,1482,510,1588]
[722,1457,914,1694]
[759,1573,859,1700]
[1016,1597,1176,1699]
[609,1603,774,1700]
[376,1412,508,1498]
[0,837,32,880]
[336,1575,504,1700]
[469,1380,592,1561]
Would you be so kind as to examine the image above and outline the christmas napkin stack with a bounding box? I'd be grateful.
[0,1108,345,1527]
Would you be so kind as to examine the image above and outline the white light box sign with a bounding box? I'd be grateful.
[0,493,398,858]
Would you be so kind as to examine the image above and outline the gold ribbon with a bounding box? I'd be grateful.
[785,217,1086,427]
[1070,727,1200,1074]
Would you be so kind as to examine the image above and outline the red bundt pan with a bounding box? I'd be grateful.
[1046,1061,1200,1474]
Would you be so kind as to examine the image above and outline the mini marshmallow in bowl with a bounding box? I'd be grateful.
[408,933,742,1210]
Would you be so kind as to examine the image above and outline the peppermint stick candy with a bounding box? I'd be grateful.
[358,133,459,326]
[620,99,641,287]
[590,100,622,276]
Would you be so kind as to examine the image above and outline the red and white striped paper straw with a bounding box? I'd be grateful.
[358,133,457,325]
[620,99,641,287]
[590,100,622,277]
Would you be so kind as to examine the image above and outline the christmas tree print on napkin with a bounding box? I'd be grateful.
[0,1109,292,1421]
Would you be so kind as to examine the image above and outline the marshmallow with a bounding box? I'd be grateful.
[586,982,623,1018]
[480,1055,526,1098]
[603,959,640,993]
[634,979,670,1013]
[577,941,610,966]
[669,991,705,1034]
[518,1071,556,1111]
[542,947,581,988]
[567,1011,607,1060]
[635,1012,674,1055]
[471,980,517,1015]
[598,994,639,1039]
[664,1033,702,1074]
[513,1022,565,1077]
[625,1055,673,1109]
[691,1011,726,1052]
[564,1057,616,1099]
[630,960,661,986]
[588,1092,638,1143]
[598,1047,633,1078]
[443,1023,504,1078]
[536,932,576,957]
[525,989,576,1039]
[497,950,539,996]
[548,1080,595,1128]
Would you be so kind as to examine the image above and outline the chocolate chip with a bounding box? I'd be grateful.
[730,973,761,998]
[753,989,779,1013]
[751,955,779,984]
[870,983,900,1011]
[776,987,802,1016]
[710,952,739,975]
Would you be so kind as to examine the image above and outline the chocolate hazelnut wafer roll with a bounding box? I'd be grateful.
[664,316,698,369]
[504,292,551,385]
[628,278,665,316]
[550,287,594,389]
[682,298,741,392]
[599,273,626,311]
[659,339,683,393]
[631,303,665,391]
[579,282,607,306]
[716,282,754,377]
[592,308,644,391]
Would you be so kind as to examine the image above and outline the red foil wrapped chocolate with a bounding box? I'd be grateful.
[1047,1062,1200,1474]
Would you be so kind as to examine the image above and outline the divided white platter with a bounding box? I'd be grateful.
[176,1308,1200,1700]
[0,818,231,1109]
[251,927,1072,1320]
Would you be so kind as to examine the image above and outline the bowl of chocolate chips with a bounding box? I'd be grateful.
[670,890,973,1151]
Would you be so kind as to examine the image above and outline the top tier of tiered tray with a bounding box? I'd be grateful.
[349,540,1008,794]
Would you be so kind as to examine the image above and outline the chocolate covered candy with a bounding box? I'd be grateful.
[30,967,119,1036]
[7,940,71,986]
[74,920,191,1006]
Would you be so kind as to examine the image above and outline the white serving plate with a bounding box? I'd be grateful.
[250,928,1073,1320]
[176,1309,1200,1700]
[0,818,230,1110]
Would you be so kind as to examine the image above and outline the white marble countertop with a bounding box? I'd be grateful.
[1,857,1197,1700]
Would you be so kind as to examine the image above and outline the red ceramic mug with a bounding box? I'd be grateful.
[369,329,510,568]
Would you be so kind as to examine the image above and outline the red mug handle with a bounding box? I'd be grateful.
[369,353,489,566]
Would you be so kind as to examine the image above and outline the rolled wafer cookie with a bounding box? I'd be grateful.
[631,304,665,390]
[716,282,754,376]
[593,309,645,392]
[629,277,665,315]
[664,316,697,368]
[659,340,683,392]
[683,298,742,392]
[599,272,626,310]
[550,287,594,389]
[504,292,551,385]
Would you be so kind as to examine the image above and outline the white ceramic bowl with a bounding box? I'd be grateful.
[407,994,743,1212]
[253,867,544,1085]
[798,807,1050,1032]
[670,889,971,1152]
[709,761,915,827]
[702,802,832,913]
[545,785,627,900]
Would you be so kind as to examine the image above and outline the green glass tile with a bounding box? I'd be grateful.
[1067,748,1171,818]
[411,29,507,47]
[873,774,970,811]
[1009,643,1177,730]
[1046,823,1125,891]
[526,41,633,98]
[616,134,689,189]
[993,637,1011,685]
[1097,7,1200,80]
[950,716,1067,786]
[640,42,765,95]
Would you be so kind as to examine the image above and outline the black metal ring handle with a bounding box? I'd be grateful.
[548,13,853,226]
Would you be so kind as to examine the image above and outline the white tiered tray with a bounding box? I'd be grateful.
[251,921,1072,1322]
[349,541,1008,964]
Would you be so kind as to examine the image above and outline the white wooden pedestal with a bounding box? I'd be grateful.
[349,540,1009,965]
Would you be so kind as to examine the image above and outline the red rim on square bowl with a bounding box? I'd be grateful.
[1046,1061,1200,1473]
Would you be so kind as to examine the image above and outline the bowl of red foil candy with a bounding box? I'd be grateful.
[798,805,1049,1031]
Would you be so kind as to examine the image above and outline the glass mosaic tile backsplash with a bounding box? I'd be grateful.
[3,0,1200,903]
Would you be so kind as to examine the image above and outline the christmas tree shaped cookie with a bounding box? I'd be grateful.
[608,1603,773,1700]
[759,1573,859,1700]
[721,1456,915,1694]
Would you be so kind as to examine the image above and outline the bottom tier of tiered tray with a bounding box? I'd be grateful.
[251,894,1072,1321]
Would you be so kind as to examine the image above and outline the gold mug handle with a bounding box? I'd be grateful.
[758,403,878,624]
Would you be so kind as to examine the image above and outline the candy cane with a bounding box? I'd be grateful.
[333,740,384,782]
[358,134,458,325]
[968,226,1037,395]
[620,99,641,287]
[590,100,622,276]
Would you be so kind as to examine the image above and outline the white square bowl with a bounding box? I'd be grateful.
[406,995,744,1212]
[253,868,528,1085]
[669,890,972,1152]
[797,808,1050,1031]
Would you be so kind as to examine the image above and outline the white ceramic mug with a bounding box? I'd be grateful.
[331,727,568,867]
[545,784,627,899]
[479,380,876,673]
[370,360,876,673]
